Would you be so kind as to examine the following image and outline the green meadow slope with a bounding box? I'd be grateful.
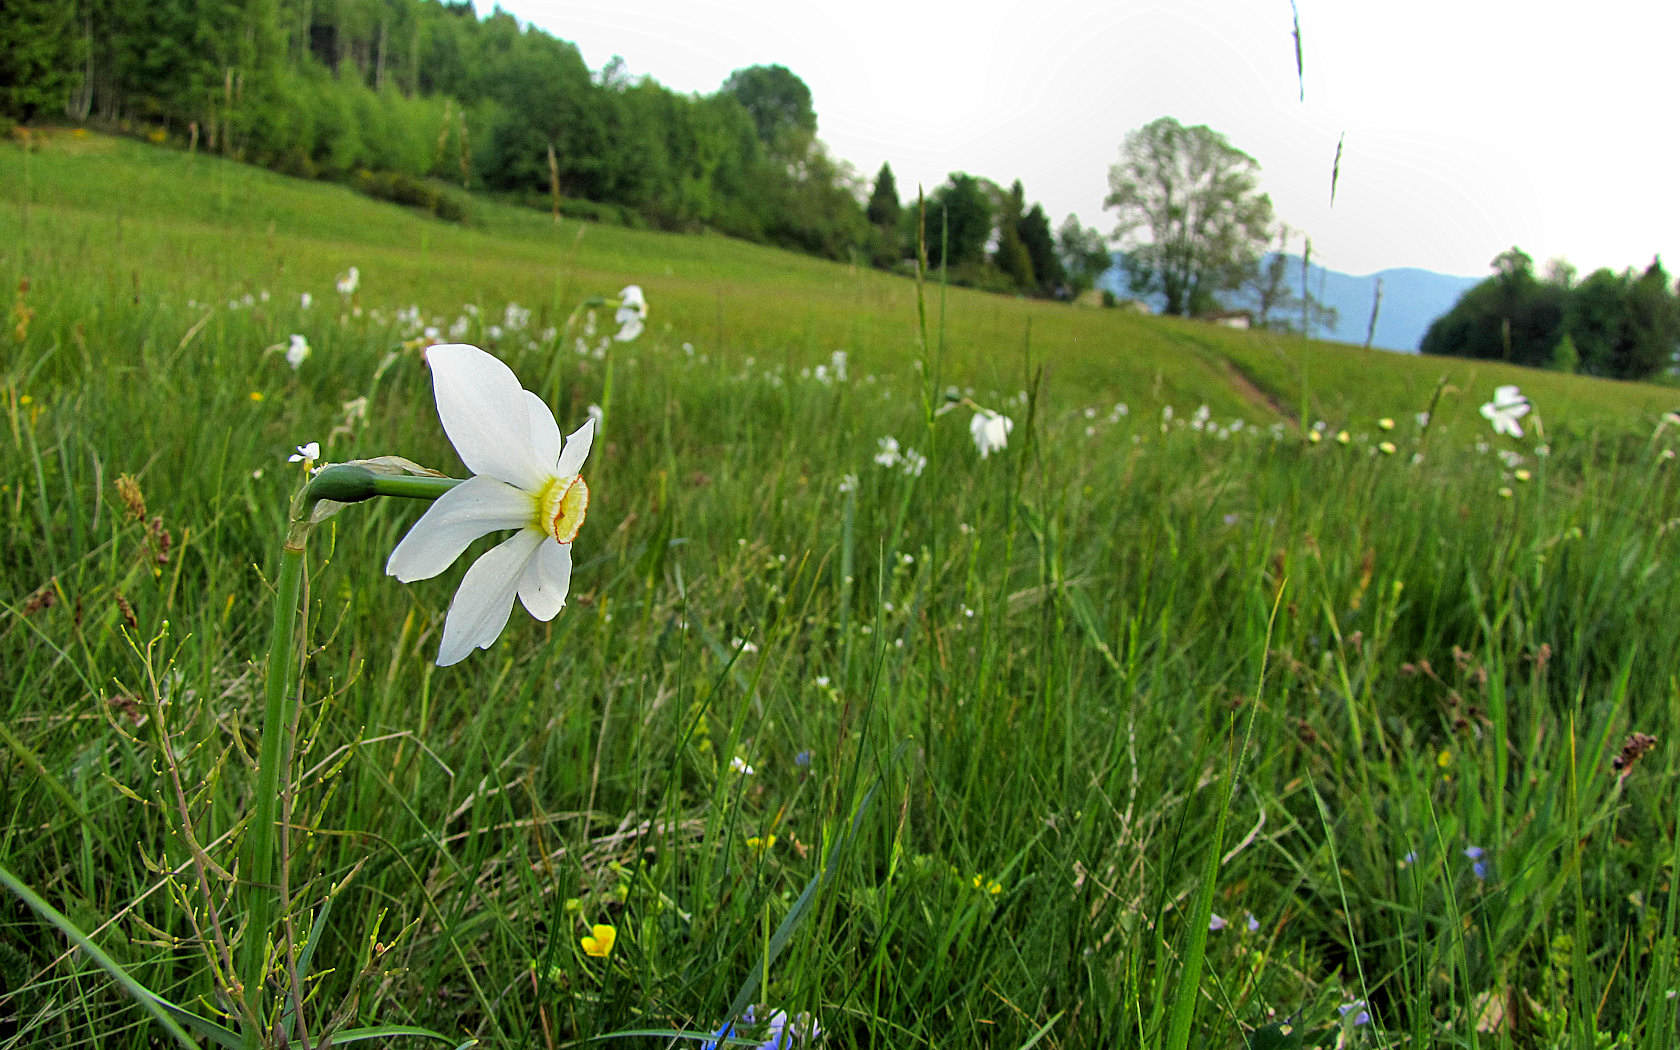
[4,130,1671,430]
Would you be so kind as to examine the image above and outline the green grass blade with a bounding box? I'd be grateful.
[0,861,217,1050]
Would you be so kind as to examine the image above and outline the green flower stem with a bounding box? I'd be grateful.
[241,537,304,1047]
[240,465,460,1047]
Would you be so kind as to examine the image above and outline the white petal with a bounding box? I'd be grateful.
[517,539,574,620]
[436,530,544,666]
[555,417,596,478]
[426,344,551,490]
[386,475,533,582]
[524,390,563,469]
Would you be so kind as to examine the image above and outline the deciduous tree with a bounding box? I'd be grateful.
[1057,215,1111,299]
[1104,116,1274,316]
[720,63,815,158]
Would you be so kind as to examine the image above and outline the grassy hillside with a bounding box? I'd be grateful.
[5,131,1671,431]
[3,129,1679,1050]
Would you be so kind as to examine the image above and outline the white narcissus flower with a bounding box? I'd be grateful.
[614,285,646,342]
[1480,385,1531,438]
[386,344,595,666]
[969,409,1014,458]
[285,333,310,370]
[873,436,902,468]
[336,266,360,296]
[288,441,321,463]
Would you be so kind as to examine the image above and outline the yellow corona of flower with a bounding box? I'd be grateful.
[580,923,616,958]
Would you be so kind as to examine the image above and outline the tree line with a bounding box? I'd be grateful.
[0,0,1110,297]
[1421,248,1680,381]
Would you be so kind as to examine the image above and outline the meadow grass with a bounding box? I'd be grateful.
[2,130,1679,1049]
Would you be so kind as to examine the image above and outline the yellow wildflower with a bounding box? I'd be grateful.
[580,923,616,958]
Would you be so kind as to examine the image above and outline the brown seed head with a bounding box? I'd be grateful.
[1612,732,1658,777]
[115,474,148,520]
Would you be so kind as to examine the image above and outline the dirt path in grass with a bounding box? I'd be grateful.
[1220,358,1297,424]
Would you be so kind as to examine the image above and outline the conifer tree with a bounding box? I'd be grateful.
[866,162,903,267]
[994,179,1036,291]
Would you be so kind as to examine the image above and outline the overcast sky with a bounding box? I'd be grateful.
[475,0,1678,280]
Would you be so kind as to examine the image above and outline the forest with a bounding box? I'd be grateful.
[1422,247,1680,381]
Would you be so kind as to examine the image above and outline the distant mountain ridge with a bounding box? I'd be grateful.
[1099,255,1482,353]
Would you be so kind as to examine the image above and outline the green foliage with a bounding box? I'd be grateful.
[865,161,899,230]
[1424,248,1679,381]
[350,168,468,221]
[0,0,84,122]
[757,142,869,260]
[923,173,994,272]
[1551,331,1580,373]
[865,162,903,268]
[992,179,1036,291]
[1105,116,1275,316]
[720,63,817,157]
[1057,214,1112,299]
[1017,203,1064,296]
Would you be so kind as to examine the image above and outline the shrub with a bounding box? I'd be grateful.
[350,169,468,223]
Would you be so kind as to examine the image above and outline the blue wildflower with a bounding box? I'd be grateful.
[1339,1000,1371,1026]
[701,1006,820,1049]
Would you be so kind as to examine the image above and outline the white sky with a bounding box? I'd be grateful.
[477,0,1679,279]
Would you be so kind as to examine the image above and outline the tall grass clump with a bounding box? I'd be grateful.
[1,132,1678,1049]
